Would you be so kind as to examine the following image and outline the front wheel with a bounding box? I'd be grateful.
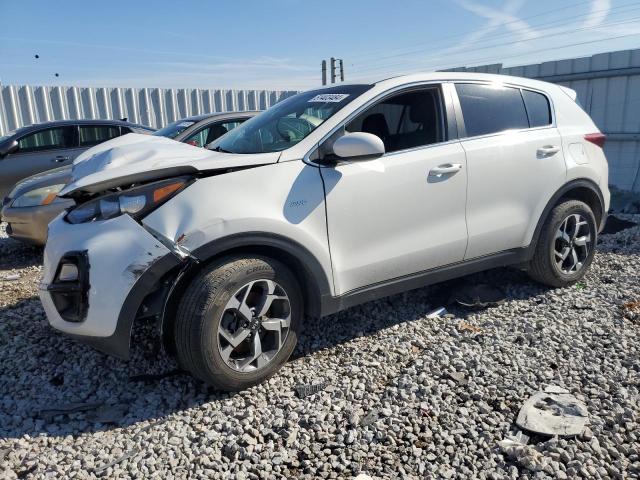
[174,255,302,391]
[528,200,597,288]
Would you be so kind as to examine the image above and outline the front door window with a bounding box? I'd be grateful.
[17,127,71,153]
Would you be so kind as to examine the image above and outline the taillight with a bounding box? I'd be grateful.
[584,133,606,148]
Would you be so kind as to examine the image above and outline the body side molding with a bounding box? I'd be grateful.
[320,247,531,316]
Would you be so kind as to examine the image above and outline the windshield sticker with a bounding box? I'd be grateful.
[177,122,195,127]
[308,94,350,103]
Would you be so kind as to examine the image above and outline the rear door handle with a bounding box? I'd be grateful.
[537,145,560,157]
[53,155,70,163]
[429,163,463,176]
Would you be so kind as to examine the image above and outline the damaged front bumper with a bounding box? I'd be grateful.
[39,214,183,359]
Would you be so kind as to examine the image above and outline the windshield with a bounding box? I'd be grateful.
[209,84,372,154]
[153,120,195,139]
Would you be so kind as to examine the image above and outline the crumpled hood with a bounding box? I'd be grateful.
[60,133,280,196]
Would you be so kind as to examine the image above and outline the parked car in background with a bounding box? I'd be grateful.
[1,167,76,245]
[0,119,154,200]
[38,73,609,391]
[1,112,258,245]
[151,111,261,146]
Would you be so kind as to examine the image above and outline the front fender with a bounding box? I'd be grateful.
[142,161,334,295]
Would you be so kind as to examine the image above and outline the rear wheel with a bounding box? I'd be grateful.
[174,255,302,391]
[528,200,597,287]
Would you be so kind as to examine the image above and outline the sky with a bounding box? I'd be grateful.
[0,0,639,91]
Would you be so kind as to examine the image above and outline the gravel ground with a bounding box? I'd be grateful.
[0,219,639,479]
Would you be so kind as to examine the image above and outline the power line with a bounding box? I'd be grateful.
[344,0,637,63]
[350,15,640,78]
[350,1,640,71]
[350,4,640,75]
[349,32,640,82]
[445,32,640,70]
[344,0,590,62]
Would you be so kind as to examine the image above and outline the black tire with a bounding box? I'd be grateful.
[174,255,302,391]
[528,200,597,288]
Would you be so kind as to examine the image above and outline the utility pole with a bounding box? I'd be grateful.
[321,57,345,85]
[321,60,327,86]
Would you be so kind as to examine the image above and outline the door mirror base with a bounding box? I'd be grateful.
[0,140,18,158]
[315,154,340,166]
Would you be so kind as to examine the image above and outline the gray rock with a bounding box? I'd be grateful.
[0,216,639,478]
[499,435,547,472]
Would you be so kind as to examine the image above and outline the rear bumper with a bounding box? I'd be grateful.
[39,214,181,359]
[1,201,73,245]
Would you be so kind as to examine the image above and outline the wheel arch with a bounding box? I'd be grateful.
[193,232,332,314]
[530,178,605,253]
[156,232,333,354]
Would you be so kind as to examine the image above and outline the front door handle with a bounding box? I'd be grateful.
[537,145,560,157]
[53,155,70,163]
[429,163,463,177]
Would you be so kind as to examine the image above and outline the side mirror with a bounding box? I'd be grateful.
[332,132,385,160]
[0,140,18,158]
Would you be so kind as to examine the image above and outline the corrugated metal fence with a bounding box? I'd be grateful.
[0,85,298,136]
[446,48,640,192]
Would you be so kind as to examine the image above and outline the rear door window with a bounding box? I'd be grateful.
[522,89,552,128]
[456,83,529,137]
[79,125,121,147]
[17,127,72,153]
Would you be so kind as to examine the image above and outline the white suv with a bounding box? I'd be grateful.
[40,73,609,390]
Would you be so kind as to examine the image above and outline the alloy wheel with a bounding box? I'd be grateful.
[217,279,291,373]
[554,213,592,274]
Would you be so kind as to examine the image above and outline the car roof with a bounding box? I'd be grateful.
[310,71,560,94]
[374,71,558,91]
[7,119,154,136]
[179,111,262,122]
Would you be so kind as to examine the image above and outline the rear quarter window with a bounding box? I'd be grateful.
[456,83,529,137]
[522,89,552,128]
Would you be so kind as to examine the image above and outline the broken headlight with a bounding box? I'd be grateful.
[66,177,192,224]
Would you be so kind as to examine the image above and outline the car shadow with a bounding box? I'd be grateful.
[0,266,551,441]
[0,235,43,270]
